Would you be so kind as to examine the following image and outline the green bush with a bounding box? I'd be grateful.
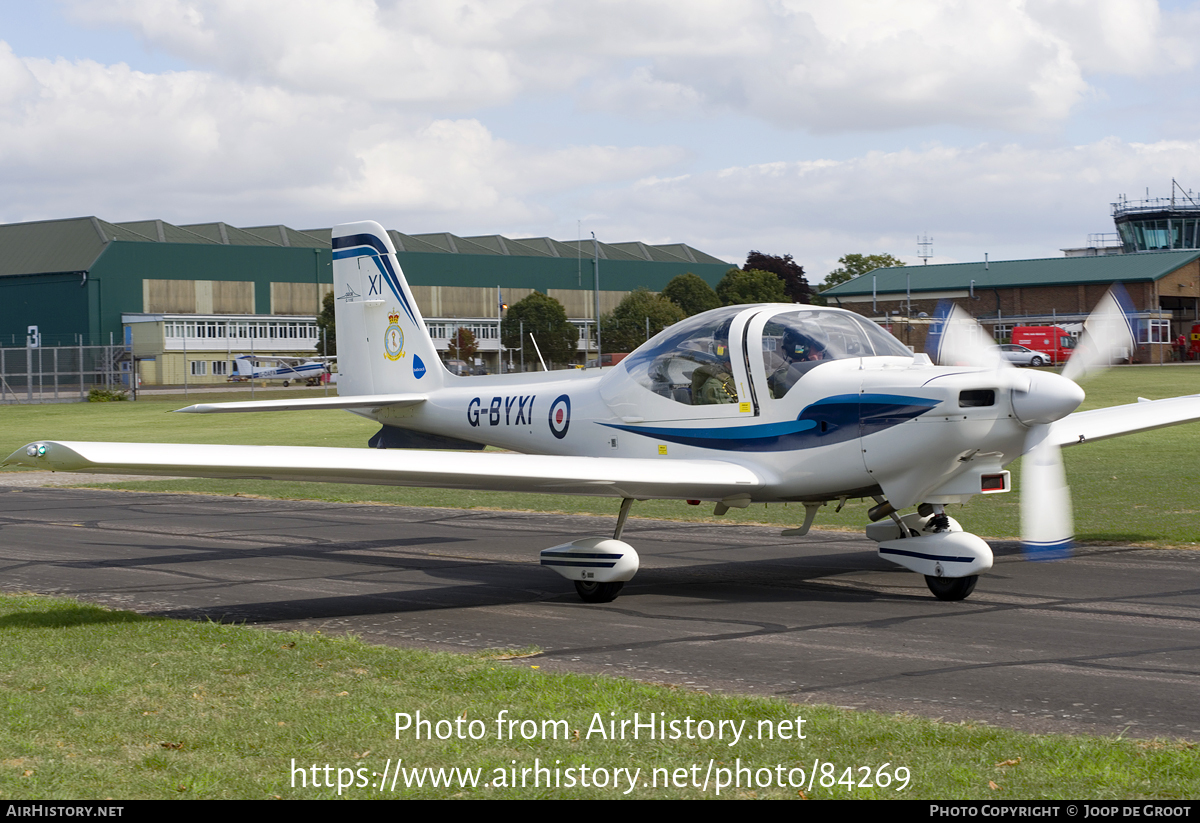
[87,387,128,402]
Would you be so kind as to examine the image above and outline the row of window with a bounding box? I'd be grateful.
[165,320,318,340]
[425,323,499,340]
[1118,218,1200,252]
[189,360,230,376]
[423,322,597,343]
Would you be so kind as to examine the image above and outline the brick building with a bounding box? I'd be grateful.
[820,250,1200,359]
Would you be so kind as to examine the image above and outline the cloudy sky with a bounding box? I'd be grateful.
[1,0,1199,282]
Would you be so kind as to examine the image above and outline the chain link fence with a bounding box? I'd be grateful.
[0,345,128,404]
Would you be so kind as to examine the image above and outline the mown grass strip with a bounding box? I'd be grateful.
[1,593,1196,800]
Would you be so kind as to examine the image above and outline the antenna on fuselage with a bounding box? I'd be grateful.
[529,333,548,372]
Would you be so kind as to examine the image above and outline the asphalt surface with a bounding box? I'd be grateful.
[3,484,1200,740]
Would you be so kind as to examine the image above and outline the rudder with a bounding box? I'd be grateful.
[332,221,444,395]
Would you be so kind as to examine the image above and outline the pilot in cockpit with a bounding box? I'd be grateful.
[690,320,738,405]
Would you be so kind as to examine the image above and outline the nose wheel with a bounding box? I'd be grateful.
[924,574,978,601]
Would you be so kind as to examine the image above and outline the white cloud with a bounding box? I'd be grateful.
[0,41,38,107]
[626,1,1091,131]
[583,137,1200,276]
[0,0,1196,279]
[0,48,682,228]
[64,0,582,107]
[1025,0,1179,76]
[334,118,681,221]
[60,0,1184,132]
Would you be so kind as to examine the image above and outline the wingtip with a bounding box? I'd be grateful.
[4,442,46,468]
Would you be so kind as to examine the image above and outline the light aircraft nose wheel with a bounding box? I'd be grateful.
[574,580,624,603]
[924,574,978,601]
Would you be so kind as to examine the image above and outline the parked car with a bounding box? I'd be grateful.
[1012,326,1076,364]
[992,344,1050,367]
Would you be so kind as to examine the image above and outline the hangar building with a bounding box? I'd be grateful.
[0,217,730,386]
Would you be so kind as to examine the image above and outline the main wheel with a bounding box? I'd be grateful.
[574,580,624,603]
[282,380,290,386]
[1030,356,1045,367]
[924,574,978,601]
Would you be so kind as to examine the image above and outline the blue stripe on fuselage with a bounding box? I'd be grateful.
[602,393,940,452]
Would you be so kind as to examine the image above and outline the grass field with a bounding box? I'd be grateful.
[1,593,1197,800]
[3,366,1200,545]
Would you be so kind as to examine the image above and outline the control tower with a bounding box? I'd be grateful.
[1113,180,1200,252]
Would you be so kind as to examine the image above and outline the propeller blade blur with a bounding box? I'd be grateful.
[1020,424,1073,559]
[934,304,1006,369]
[1062,287,1135,383]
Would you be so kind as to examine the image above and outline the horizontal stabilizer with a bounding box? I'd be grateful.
[5,441,762,500]
[174,394,426,414]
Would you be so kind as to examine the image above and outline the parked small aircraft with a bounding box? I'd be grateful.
[229,355,332,386]
[9,221,1200,603]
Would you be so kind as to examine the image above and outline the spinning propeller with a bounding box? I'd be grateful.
[933,289,1134,557]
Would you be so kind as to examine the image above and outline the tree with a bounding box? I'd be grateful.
[501,291,578,368]
[447,327,478,361]
[316,290,336,356]
[600,288,685,352]
[661,272,721,317]
[821,253,904,291]
[716,267,788,306]
[744,251,812,303]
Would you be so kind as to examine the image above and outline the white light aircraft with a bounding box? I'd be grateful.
[229,354,332,386]
[9,221,1200,603]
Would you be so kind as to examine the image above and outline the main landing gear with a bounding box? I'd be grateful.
[540,498,641,603]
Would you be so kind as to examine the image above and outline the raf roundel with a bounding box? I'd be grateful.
[548,394,571,439]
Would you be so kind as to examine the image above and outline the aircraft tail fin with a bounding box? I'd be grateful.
[332,221,444,395]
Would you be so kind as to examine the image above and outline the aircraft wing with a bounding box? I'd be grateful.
[174,394,425,413]
[4,441,763,500]
[1049,394,1200,447]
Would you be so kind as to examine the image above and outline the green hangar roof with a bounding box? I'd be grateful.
[0,216,729,279]
[822,250,1200,297]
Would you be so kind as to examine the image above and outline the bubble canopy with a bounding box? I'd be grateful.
[619,305,913,407]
